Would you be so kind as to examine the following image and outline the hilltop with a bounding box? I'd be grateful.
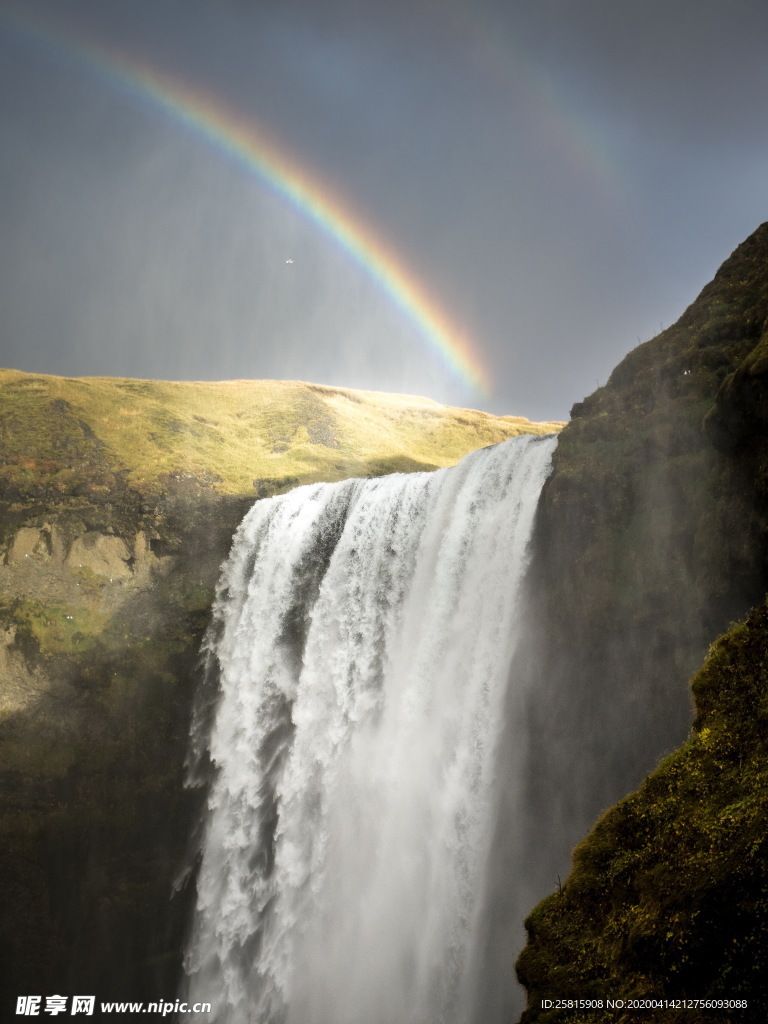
[0,369,560,500]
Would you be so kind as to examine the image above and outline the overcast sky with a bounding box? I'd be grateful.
[0,0,766,421]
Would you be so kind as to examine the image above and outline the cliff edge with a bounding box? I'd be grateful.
[513,225,768,1018]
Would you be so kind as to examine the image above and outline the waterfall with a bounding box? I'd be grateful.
[184,433,557,1024]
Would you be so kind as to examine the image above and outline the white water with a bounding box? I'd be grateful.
[184,433,556,1024]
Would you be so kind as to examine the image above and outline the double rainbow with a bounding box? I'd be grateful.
[3,10,491,396]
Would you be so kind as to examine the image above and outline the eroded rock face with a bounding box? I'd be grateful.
[133,528,174,577]
[2,524,171,593]
[0,624,41,716]
[5,524,62,564]
[0,524,178,718]
[64,531,133,578]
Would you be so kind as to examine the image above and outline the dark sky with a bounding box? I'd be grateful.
[0,0,766,421]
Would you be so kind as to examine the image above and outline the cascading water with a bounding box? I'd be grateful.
[184,433,557,1024]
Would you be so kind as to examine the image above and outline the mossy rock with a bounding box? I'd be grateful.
[517,601,768,1023]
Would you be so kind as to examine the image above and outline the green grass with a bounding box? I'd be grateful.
[0,597,110,660]
[0,370,562,498]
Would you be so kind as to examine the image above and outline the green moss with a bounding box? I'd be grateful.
[0,597,109,658]
[517,603,768,1022]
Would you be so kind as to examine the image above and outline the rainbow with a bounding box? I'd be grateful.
[424,0,624,205]
[2,9,491,396]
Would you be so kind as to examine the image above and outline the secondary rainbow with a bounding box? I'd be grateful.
[4,10,491,396]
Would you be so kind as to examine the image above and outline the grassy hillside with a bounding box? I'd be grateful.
[0,370,561,499]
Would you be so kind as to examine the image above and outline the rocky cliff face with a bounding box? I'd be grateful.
[517,603,768,1022]
[0,487,249,1010]
[0,376,555,1015]
[514,224,768,1016]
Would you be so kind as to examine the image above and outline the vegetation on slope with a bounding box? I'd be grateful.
[0,370,560,500]
[511,223,768,1021]
[512,223,768,908]
[516,601,768,1022]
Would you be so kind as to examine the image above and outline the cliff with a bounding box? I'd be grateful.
[516,602,768,1021]
[0,374,557,1013]
[514,225,768,1018]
